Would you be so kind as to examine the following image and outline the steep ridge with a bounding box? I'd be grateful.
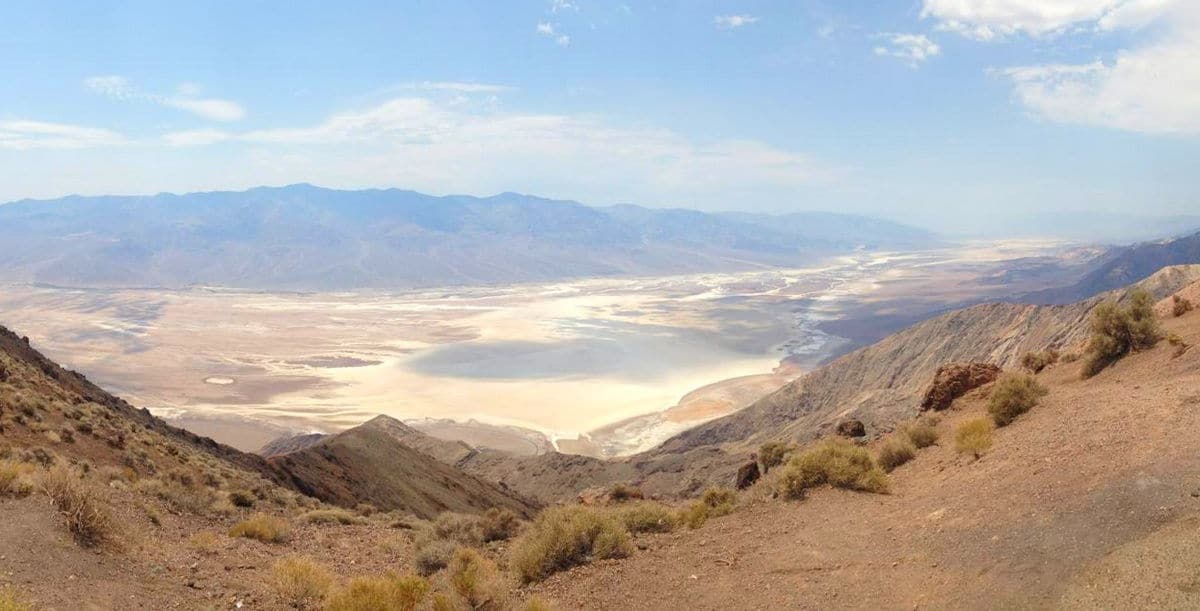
[267,415,539,519]
[461,265,1200,502]
[1025,230,1200,304]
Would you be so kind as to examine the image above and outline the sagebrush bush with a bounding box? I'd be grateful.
[448,547,506,609]
[1173,294,1194,317]
[775,438,888,500]
[481,507,522,542]
[415,538,458,576]
[700,487,737,517]
[758,441,793,472]
[300,508,361,525]
[676,501,709,530]
[1020,349,1059,374]
[955,418,994,458]
[271,555,333,609]
[510,505,633,583]
[0,460,35,498]
[432,512,484,546]
[229,513,290,543]
[1082,290,1161,377]
[987,372,1048,426]
[325,574,429,611]
[188,530,221,554]
[614,501,677,534]
[228,489,255,508]
[902,420,939,449]
[876,437,916,472]
[134,478,219,515]
[39,465,116,547]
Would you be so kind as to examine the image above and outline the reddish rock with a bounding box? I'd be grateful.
[920,362,1002,411]
[835,419,866,438]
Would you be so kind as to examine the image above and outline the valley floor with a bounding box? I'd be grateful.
[531,313,1200,609]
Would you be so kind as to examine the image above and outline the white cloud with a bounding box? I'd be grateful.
[0,120,125,150]
[550,0,577,13]
[397,81,514,93]
[714,15,758,29]
[535,21,571,45]
[873,33,941,66]
[994,2,1200,134]
[921,0,1178,40]
[85,75,246,122]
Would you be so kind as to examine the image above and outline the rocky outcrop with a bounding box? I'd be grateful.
[920,363,1002,411]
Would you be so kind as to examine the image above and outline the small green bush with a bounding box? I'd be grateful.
[1020,349,1059,373]
[447,547,506,609]
[510,505,633,583]
[700,487,737,517]
[987,372,1048,426]
[1082,290,1161,377]
[414,539,457,576]
[1173,294,1194,317]
[775,438,888,500]
[902,420,939,449]
[954,418,994,458]
[614,501,677,534]
[676,501,709,530]
[607,483,644,503]
[876,437,916,472]
[228,489,256,508]
[758,441,793,472]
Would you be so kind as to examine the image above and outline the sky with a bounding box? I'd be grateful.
[0,0,1197,232]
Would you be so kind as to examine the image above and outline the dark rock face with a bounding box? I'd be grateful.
[920,362,1002,411]
[835,419,866,438]
[735,460,761,489]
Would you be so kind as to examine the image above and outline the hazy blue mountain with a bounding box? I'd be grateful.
[1024,230,1200,304]
[0,184,939,290]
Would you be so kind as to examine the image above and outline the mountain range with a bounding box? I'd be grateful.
[0,184,937,290]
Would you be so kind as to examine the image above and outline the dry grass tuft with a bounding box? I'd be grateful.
[229,513,290,543]
[607,483,644,503]
[700,487,737,517]
[271,555,333,609]
[902,420,939,449]
[480,507,522,542]
[0,585,31,611]
[955,418,994,459]
[39,465,117,547]
[0,460,35,498]
[758,441,793,473]
[987,372,1048,426]
[1173,294,1194,317]
[325,574,429,611]
[1020,349,1060,373]
[615,501,678,534]
[432,512,484,546]
[300,508,362,525]
[676,501,709,530]
[876,436,917,472]
[510,505,633,583]
[447,547,507,609]
[775,438,888,500]
[188,530,221,554]
[415,539,458,576]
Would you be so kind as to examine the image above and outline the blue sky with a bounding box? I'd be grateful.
[1,1,1197,231]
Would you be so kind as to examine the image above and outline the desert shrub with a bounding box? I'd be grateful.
[134,478,219,515]
[1082,291,1161,377]
[355,502,378,516]
[0,586,31,611]
[902,420,939,449]
[615,501,677,534]
[876,437,917,472]
[325,574,429,611]
[188,530,221,554]
[415,539,458,576]
[447,547,506,609]
[1173,295,1194,317]
[676,501,709,530]
[758,441,793,472]
[510,505,633,583]
[700,487,737,517]
[954,418,994,458]
[0,460,35,498]
[987,372,1048,426]
[1020,349,1059,374]
[229,513,290,543]
[300,508,361,525]
[39,465,116,547]
[271,555,333,609]
[228,489,256,508]
[775,438,889,500]
[1167,332,1192,358]
[607,483,644,503]
[480,507,522,542]
[432,512,484,546]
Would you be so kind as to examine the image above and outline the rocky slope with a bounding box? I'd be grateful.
[1025,230,1200,304]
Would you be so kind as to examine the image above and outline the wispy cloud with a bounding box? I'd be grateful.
[714,15,758,29]
[550,0,577,13]
[397,81,514,93]
[0,120,125,150]
[873,33,941,67]
[922,0,1179,40]
[85,75,246,122]
[536,22,570,45]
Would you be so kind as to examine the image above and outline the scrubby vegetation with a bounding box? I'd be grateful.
[987,372,1049,426]
[0,459,35,498]
[876,437,917,472]
[415,539,458,576]
[229,513,291,543]
[775,438,889,500]
[447,547,507,609]
[607,482,644,503]
[1020,349,1059,374]
[700,486,737,517]
[676,501,710,530]
[0,586,31,611]
[614,501,678,534]
[325,574,430,611]
[758,441,793,473]
[188,530,221,554]
[902,419,939,449]
[510,505,633,583]
[271,555,333,609]
[480,507,522,542]
[300,508,361,525]
[955,418,994,458]
[39,465,116,547]
[1173,294,1194,317]
[1082,290,1161,378]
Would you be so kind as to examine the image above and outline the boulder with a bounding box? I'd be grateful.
[835,419,866,438]
[735,459,760,490]
[920,362,1002,411]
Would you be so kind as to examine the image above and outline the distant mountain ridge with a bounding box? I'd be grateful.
[1025,231,1200,304]
[0,184,937,290]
